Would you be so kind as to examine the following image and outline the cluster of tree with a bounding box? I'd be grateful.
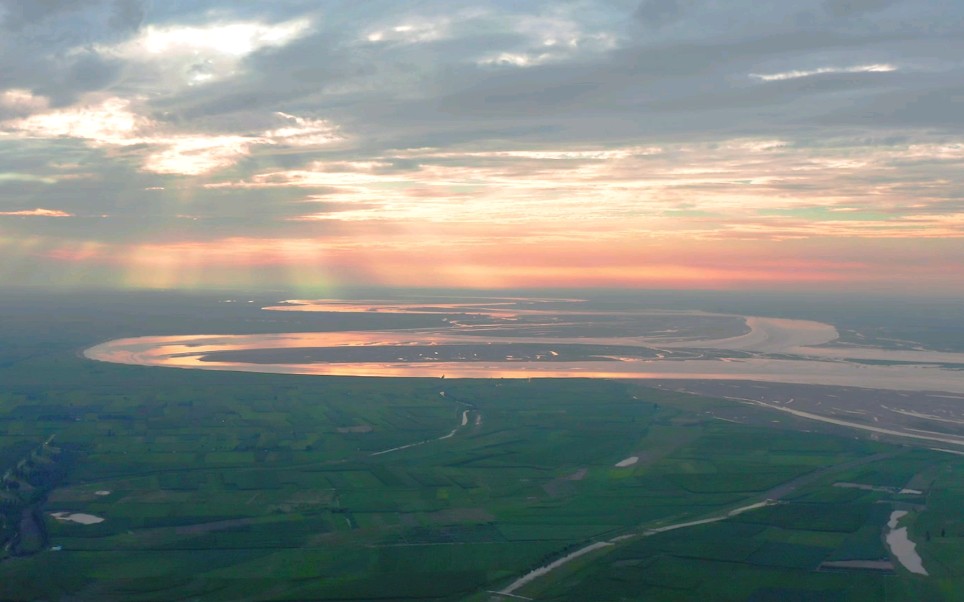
[0,439,70,558]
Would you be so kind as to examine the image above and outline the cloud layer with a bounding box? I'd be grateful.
[0,0,961,292]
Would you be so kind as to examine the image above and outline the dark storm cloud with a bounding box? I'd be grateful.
[817,81,964,131]
[823,0,900,17]
[49,51,123,103]
[1,0,146,34]
[0,0,81,31]
[109,0,145,31]
[72,0,960,151]
[634,0,693,28]
[352,30,924,147]
[0,0,147,105]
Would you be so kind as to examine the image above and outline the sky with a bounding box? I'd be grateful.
[0,0,962,294]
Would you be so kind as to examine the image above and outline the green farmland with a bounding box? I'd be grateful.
[1,356,961,600]
[0,292,961,601]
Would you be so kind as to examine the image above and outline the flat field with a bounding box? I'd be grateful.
[0,291,961,601]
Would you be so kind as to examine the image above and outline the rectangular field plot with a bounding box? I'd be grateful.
[2,363,962,600]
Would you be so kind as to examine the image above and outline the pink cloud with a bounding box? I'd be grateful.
[0,208,74,217]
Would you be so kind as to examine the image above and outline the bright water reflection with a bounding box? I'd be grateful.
[84,306,964,394]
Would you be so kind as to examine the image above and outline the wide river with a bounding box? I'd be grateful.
[84,305,964,395]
